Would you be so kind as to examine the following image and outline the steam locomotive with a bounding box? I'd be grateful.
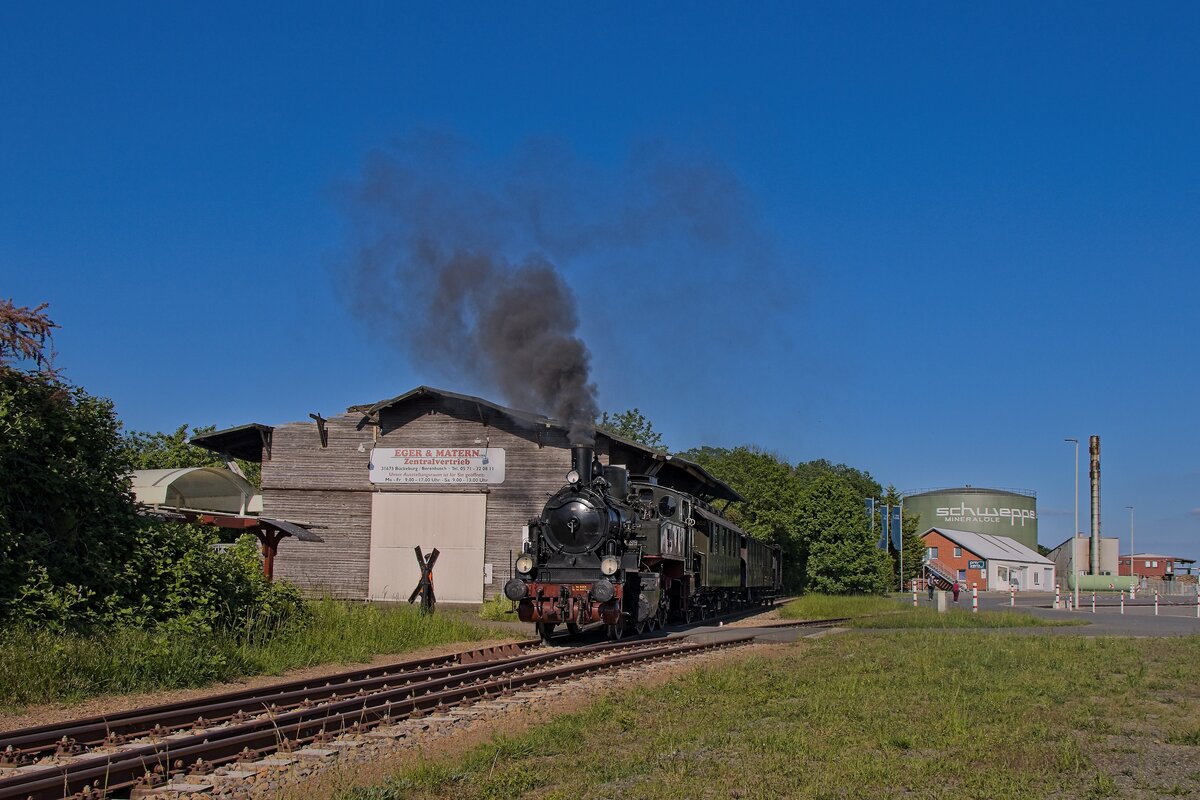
[503,445,781,641]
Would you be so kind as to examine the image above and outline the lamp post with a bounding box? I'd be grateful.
[1065,438,1079,609]
[1126,505,1135,589]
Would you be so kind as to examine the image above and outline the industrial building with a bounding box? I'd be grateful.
[921,527,1055,592]
[903,486,1038,552]
[188,386,739,604]
[1119,554,1197,579]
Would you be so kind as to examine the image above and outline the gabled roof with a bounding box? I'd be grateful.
[923,527,1053,565]
[349,385,744,503]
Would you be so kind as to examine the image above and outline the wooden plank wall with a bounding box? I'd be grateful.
[263,394,608,600]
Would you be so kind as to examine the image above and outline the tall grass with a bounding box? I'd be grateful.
[477,596,516,621]
[0,599,496,711]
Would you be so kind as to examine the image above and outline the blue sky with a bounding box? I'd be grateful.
[2,2,1197,555]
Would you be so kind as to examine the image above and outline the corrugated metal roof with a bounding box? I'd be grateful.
[924,527,1053,565]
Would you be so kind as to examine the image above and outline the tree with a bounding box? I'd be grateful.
[596,408,664,449]
[0,299,58,373]
[794,458,881,499]
[0,367,145,625]
[680,445,807,589]
[800,474,891,594]
[125,424,261,489]
[0,304,296,631]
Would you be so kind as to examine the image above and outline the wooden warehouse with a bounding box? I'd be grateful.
[190,386,738,603]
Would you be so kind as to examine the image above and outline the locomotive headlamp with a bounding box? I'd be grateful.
[591,578,615,602]
[515,554,535,575]
[600,555,620,576]
[503,578,528,601]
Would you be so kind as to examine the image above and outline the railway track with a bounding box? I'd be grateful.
[0,609,837,800]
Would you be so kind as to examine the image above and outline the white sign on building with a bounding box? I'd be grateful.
[369,447,506,485]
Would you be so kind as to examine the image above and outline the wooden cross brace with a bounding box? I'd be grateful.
[408,546,440,612]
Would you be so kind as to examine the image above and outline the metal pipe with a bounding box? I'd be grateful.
[1089,435,1100,576]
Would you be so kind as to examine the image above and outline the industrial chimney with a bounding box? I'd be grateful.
[1089,435,1101,575]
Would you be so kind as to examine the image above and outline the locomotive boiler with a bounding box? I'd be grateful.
[503,445,781,642]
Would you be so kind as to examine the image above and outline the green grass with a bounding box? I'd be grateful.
[342,633,1200,800]
[779,594,1082,628]
[0,599,497,711]
[848,606,1084,628]
[477,596,517,621]
[777,593,905,620]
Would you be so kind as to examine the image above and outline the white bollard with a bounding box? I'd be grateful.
[912,583,918,608]
[1055,584,1060,610]
[1155,590,1159,616]
[1092,592,1096,613]
[972,587,978,614]
[1010,586,1015,607]
[1196,586,1199,619]
[1120,591,1125,614]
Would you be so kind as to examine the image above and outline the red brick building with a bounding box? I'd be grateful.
[921,527,1056,592]
[1119,554,1196,579]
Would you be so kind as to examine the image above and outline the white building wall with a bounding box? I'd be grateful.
[989,560,1056,592]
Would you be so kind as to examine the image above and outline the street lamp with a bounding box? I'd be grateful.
[1065,438,1079,609]
[1126,505,1135,588]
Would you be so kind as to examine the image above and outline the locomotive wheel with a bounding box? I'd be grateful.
[634,620,647,635]
[566,622,582,635]
[536,622,556,644]
[606,619,625,640]
[656,606,668,630]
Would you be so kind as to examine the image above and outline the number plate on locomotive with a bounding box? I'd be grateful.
[570,584,591,594]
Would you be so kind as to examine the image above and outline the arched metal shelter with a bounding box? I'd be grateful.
[129,468,321,580]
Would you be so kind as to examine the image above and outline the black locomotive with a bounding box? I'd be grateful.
[504,445,781,641]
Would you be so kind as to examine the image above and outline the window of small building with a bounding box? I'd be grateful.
[1034,572,1040,585]
[928,546,938,559]
[1152,560,1159,568]
[957,569,966,581]
[953,546,962,558]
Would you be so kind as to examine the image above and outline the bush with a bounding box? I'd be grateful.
[0,366,302,634]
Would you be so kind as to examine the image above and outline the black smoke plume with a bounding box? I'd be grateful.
[340,133,775,444]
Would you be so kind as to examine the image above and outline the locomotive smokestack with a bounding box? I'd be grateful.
[1089,435,1101,575]
[572,445,594,485]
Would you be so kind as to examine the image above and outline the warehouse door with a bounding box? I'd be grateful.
[368,493,486,603]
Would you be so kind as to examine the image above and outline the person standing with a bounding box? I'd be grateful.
[952,580,960,602]
[927,578,935,601]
